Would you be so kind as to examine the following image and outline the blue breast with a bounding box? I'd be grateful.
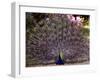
[56,55,64,65]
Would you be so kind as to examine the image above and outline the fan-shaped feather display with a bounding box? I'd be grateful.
[26,13,89,67]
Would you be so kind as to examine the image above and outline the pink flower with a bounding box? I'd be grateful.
[71,16,75,22]
[66,15,83,29]
[76,16,81,22]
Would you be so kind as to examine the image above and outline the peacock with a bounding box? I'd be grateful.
[56,51,64,65]
[26,13,89,67]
